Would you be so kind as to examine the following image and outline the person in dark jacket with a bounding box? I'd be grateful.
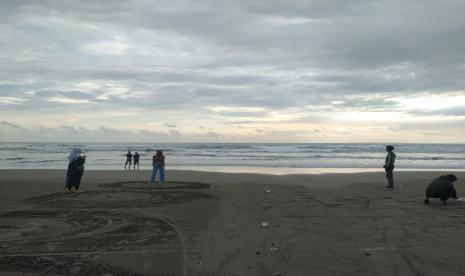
[383,145,396,189]
[133,152,140,170]
[124,150,132,170]
[424,174,458,205]
[66,148,86,192]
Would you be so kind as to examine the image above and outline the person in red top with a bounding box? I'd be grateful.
[149,150,165,183]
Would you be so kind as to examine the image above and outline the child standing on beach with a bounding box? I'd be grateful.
[149,150,165,183]
[383,145,396,189]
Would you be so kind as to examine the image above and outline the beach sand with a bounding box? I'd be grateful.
[1,169,465,275]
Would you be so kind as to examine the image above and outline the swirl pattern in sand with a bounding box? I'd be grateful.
[0,181,213,275]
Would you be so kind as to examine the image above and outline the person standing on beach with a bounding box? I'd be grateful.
[66,148,86,192]
[124,150,133,170]
[133,152,140,170]
[149,150,165,183]
[424,174,458,205]
[383,145,396,189]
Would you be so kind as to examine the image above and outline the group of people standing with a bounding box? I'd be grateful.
[124,151,140,170]
[65,145,459,205]
[65,148,166,192]
[123,150,165,183]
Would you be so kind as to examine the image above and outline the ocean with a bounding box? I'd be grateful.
[0,142,464,174]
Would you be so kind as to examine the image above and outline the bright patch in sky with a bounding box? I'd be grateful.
[82,38,133,56]
[47,97,93,104]
[260,16,322,25]
[394,92,465,111]
[0,97,26,105]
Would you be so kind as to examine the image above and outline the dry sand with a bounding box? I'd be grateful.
[1,169,465,275]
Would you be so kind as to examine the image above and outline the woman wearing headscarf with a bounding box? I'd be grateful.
[66,148,86,192]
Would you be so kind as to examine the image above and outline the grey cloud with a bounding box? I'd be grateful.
[1,1,465,141]
[168,130,182,137]
[164,122,177,128]
[228,120,274,125]
[0,121,22,128]
[0,121,186,142]
[3,1,465,88]
[205,131,219,138]
[411,106,465,117]
[34,90,96,100]
[207,110,269,118]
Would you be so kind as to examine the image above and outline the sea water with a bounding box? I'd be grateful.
[0,142,464,174]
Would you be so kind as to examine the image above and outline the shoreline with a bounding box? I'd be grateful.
[1,167,464,174]
[1,169,464,189]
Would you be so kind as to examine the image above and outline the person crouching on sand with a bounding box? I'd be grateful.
[424,174,458,205]
[149,150,165,184]
[383,145,396,189]
[66,148,86,192]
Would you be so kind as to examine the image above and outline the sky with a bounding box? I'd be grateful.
[1,0,465,143]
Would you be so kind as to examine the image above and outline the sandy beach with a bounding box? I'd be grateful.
[1,169,465,275]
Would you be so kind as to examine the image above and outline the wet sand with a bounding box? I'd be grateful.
[1,169,465,275]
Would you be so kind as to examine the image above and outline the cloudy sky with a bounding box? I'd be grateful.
[1,0,465,143]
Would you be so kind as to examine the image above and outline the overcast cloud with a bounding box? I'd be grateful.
[1,0,465,142]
